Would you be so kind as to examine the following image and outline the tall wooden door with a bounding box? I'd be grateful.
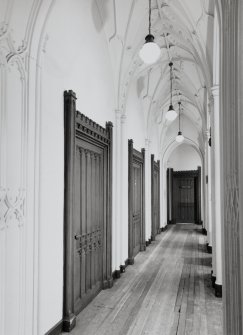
[151,155,160,240]
[172,170,200,224]
[128,140,145,265]
[63,90,113,332]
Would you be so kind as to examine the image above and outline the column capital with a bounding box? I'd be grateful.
[121,114,126,124]
[211,85,219,97]
[208,95,214,114]
[115,109,122,119]
[145,138,151,149]
[205,129,210,139]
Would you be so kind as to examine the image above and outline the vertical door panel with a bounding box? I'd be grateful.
[63,91,113,332]
[73,144,104,314]
[128,140,145,264]
[172,170,200,224]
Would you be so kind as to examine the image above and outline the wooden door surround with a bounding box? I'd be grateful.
[171,169,201,224]
[151,155,160,241]
[128,139,145,265]
[63,90,113,332]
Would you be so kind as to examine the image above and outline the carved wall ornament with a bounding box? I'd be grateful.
[0,188,26,230]
[225,172,239,234]
[0,22,8,39]
[75,227,102,256]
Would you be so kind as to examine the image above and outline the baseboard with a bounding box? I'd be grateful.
[151,235,155,242]
[125,259,129,268]
[206,243,212,254]
[128,257,134,265]
[148,238,151,244]
[140,243,146,251]
[45,320,63,335]
[62,314,76,333]
[112,269,121,280]
[202,227,207,235]
[120,264,125,273]
[211,275,216,288]
[146,240,149,247]
[215,283,222,297]
[161,225,168,232]
[103,277,113,289]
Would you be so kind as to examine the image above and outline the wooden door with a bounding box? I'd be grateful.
[172,170,200,224]
[151,155,160,240]
[73,142,104,314]
[63,90,113,332]
[128,140,145,264]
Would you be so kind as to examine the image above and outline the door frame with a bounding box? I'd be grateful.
[128,139,145,265]
[171,168,201,224]
[63,90,113,332]
[151,154,160,240]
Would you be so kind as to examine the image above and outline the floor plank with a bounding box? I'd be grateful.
[62,224,223,335]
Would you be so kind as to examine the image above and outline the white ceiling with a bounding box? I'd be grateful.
[97,0,215,150]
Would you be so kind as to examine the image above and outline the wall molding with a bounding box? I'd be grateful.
[45,320,62,335]
[0,188,26,230]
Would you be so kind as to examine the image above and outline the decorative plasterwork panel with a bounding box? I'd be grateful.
[225,172,239,234]
[0,188,25,230]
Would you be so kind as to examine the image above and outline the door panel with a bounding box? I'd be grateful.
[128,140,145,264]
[73,144,104,314]
[63,90,113,332]
[151,155,160,240]
[133,165,142,256]
[172,170,200,224]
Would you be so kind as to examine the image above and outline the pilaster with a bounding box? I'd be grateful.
[211,85,222,293]
[145,139,152,242]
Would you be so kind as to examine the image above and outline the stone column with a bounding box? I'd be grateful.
[208,98,217,285]
[114,110,121,277]
[205,131,213,248]
[120,114,127,272]
[211,85,223,296]
[145,139,152,244]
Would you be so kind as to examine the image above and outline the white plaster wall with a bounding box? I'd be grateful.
[38,1,116,333]
[168,144,201,170]
[162,116,201,154]
[126,80,146,149]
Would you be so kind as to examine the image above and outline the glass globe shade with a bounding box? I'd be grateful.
[139,35,161,65]
[165,105,178,121]
[176,131,184,143]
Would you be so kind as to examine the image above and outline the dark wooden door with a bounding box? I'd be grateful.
[63,90,113,332]
[73,141,104,314]
[151,155,160,240]
[172,170,200,224]
[133,163,142,256]
[128,140,145,264]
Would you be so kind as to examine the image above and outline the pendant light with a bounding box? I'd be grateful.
[175,102,184,143]
[139,0,161,64]
[165,62,177,121]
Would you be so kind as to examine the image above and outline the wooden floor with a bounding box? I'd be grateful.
[63,224,223,335]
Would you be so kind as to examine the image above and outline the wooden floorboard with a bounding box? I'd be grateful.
[62,224,223,335]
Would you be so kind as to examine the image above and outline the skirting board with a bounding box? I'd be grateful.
[45,320,63,335]
[215,283,222,298]
[206,243,212,254]
[202,227,207,235]
[112,269,121,280]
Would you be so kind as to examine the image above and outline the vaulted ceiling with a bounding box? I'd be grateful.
[0,0,215,153]
[96,0,215,151]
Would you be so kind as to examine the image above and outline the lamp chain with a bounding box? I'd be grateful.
[170,64,173,105]
[149,0,151,35]
[179,104,181,131]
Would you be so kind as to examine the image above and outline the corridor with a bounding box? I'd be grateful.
[63,225,222,335]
